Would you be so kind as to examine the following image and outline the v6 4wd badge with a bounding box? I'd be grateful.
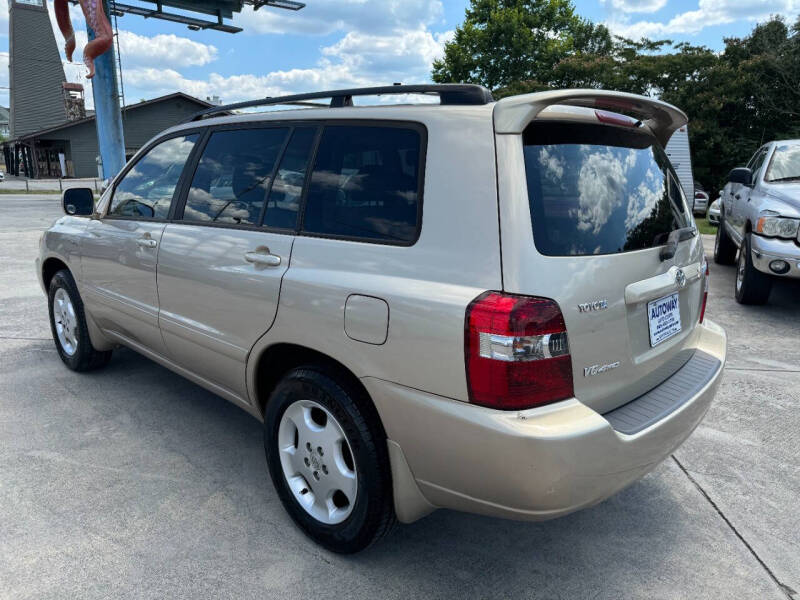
[584,361,621,377]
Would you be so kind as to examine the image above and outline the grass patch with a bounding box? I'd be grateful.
[0,188,62,195]
[696,216,717,235]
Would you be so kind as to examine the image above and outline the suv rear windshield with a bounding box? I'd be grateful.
[523,121,690,256]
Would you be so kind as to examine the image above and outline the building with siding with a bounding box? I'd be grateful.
[7,93,213,178]
[8,0,69,139]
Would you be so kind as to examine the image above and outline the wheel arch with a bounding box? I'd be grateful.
[251,342,379,427]
[41,256,70,291]
[42,256,115,352]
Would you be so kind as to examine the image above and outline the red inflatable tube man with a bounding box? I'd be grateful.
[54,0,113,79]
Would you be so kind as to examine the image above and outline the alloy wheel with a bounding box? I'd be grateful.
[277,399,358,525]
[53,288,78,356]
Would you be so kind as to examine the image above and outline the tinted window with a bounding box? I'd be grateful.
[109,134,198,219]
[183,127,288,225]
[523,122,690,256]
[263,127,316,230]
[302,125,422,243]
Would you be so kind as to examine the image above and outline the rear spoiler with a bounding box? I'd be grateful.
[493,89,688,147]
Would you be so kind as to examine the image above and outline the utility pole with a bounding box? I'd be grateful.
[88,0,125,181]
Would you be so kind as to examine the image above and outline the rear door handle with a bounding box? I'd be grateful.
[136,238,157,249]
[244,250,281,267]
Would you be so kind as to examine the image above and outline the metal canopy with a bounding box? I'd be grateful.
[105,0,305,33]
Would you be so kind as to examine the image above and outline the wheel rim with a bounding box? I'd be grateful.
[277,399,357,525]
[53,288,78,356]
[737,246,746,292]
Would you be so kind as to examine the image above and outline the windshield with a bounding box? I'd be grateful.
[523,121,690,256]
[765,144,800,183]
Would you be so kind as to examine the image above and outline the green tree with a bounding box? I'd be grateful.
[431,0,612,90]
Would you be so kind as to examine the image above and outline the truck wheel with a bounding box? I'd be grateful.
[735,234,772,305]
[263,366,395,553]
[714,215,737,265]
[48,269,112,371]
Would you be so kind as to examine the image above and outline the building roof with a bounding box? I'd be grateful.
[15,92,214,141]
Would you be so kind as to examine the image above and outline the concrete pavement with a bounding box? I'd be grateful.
[1,195,798,599]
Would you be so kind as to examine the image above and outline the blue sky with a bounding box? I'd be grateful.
[0,0,798,109]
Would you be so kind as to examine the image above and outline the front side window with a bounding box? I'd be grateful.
[765,144,800,183]
[108,134,198,219]
[749,148,769,177]
[302,125,422,244]
[523,121,690,256]
[183,127,289,225]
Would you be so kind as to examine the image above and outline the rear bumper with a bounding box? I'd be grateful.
[750,235,800,279]
[366,319,726,523]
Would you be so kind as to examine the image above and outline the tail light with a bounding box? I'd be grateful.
[595,109,639,128]
[465,291,574,410]
[699,261,710,323]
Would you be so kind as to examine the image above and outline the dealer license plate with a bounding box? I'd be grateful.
[647,292,681,347]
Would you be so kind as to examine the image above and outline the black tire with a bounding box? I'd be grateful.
[48,269,112,371]
[735,234,772,305]
[264,366,395,553]
[714,214,737,265]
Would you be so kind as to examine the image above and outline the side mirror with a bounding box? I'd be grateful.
[62,187,95,216]
[728,167,753,186]
[719,190,724,197]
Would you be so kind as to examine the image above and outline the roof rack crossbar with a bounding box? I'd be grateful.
[184,84,494,123]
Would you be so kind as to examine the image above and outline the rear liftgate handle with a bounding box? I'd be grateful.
[244,247,281,268]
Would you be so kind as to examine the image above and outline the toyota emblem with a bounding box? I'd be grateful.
[675,268,687,288]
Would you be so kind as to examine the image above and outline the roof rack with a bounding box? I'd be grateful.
[185,84,495,122]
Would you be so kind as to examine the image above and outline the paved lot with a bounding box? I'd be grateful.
[1,195,798,599]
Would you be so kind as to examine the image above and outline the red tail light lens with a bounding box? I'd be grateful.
[465,291,574,410]
[699,261,710,323]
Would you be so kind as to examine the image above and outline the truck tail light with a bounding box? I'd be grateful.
[699,261,710,323]
[465,292,574,410]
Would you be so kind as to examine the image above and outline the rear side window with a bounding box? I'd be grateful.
[109,134,198,219]
[183,127,289,225]
[523,122,690,256]
[302,125,422,244]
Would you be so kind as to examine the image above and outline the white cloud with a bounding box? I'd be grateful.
[602,0,667,14]
[235,0,443,36]
[116,31,217,68]
[607,0,800,37]
[118,25,451,105]
[321,29,453,84]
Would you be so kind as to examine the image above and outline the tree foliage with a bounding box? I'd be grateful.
[433,0,800,191]
[431,0,613,90]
